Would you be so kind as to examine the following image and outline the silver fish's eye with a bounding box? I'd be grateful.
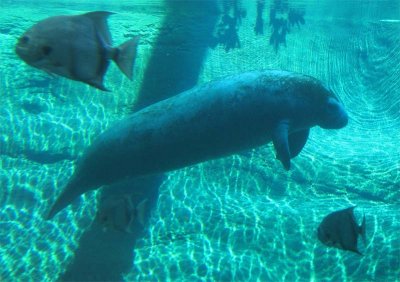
[20,36,29,44]
[42,46,52,56]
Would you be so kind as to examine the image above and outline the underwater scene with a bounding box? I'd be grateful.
[1,0,399,281]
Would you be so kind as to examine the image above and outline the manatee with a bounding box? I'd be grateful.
[318,206,366,255]
[15,11,139,91]
[47,70,348,219]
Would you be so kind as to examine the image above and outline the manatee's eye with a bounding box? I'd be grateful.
[20,36,29,44]
[42,46,52,56]
[101,215,109,222]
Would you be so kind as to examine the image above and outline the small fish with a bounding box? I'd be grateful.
[96,194,148,233]
[15,11,139,91]
[317,206,366,255]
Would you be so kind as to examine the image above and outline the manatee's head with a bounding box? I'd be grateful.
[274,72,348,130]
[304,78,348,129]
[15,17,64,71]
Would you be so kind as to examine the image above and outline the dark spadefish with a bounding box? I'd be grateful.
[15,11,139,91]
[47,70,348,219]
[318,206,366,255]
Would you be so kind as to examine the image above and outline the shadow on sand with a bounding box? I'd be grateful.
[60,1,219,281]
[60,175,164,281]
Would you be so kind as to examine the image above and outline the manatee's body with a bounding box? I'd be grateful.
[47,70,348,219]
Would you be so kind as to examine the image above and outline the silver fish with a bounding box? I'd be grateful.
[15,11,139,91]
[96,194,148,233]
[317,206,366,255]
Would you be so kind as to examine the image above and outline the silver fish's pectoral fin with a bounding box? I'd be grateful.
[360,214,367,245]
[125,214,136,234]
[349,246,364,256]
[88,76,110,91]
[272,120,291,170]
[136,198,148,226]
[123,198,148,233]
[41,68,57,78]
[288,128,309,158]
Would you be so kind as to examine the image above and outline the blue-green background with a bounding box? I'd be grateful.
[0,0,399,281]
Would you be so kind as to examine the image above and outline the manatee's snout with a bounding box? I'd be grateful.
[319,97,348,129]
[330,107,348,129]
[338,110,348,128]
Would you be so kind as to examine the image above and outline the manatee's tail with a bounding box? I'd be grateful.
[113,36,140,80]
[46,177,84,220]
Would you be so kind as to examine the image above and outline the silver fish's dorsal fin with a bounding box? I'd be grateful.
[82,11,114,46]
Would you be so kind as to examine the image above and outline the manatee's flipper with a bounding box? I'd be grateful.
[113,36,140,80]
[272,120,291,170]
[288,129,309,158]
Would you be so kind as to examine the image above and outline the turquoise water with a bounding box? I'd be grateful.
[1,0,399,281]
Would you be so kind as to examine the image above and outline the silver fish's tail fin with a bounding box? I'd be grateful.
[46,177,84,220]
[113,36,140,80]
[360,214,367,245]
[136,198,148,226]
